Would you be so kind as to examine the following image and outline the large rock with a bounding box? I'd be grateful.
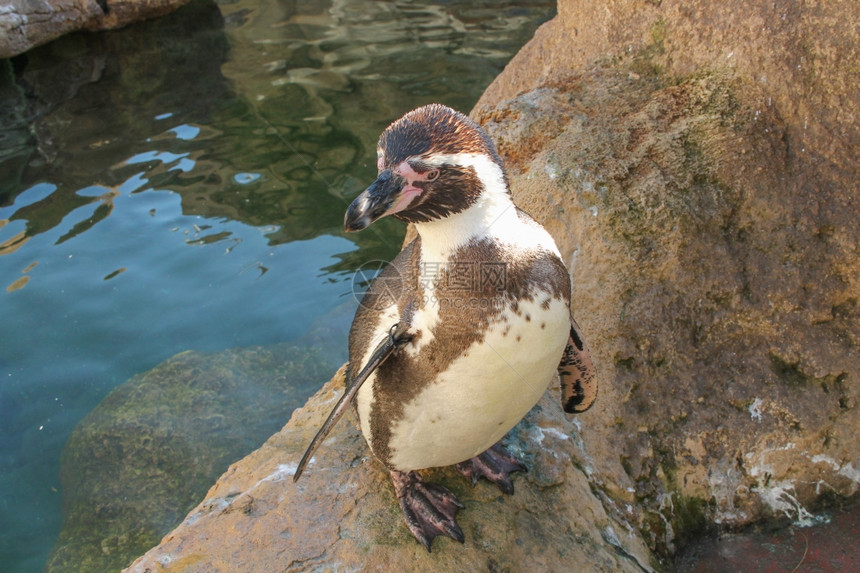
[475,0,858,201]
[0,0,193,59]
[472,0,859,557]
[477,69,858,555]
[126,367,656,572]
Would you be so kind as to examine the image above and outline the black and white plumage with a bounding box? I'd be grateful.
[295,104,596,551]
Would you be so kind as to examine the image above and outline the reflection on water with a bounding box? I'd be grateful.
[0,0,554,570]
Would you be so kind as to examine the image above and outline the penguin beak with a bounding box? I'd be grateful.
[344,169,405,232]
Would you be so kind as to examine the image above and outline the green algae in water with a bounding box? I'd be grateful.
[46,333,347,573]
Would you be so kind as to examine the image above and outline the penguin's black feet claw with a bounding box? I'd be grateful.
[391,470,465,552]
[456,442,527,495]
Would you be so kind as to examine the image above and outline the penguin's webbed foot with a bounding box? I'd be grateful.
[390,470,465,552]
[456,442,527,495]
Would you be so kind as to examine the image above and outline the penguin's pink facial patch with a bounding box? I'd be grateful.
[393,160,423,181]
[385,160,436,215]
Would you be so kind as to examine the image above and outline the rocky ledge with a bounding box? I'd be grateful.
[126,367,655,572]
[0,0,193,59]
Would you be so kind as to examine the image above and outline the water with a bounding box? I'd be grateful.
[0,0,554,570]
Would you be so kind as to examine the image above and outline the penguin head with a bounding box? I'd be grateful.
[344,104,509,232]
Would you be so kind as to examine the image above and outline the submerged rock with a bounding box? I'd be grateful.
[46,304,350,573]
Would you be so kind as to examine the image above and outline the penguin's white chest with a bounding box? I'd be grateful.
[381,294,569,471]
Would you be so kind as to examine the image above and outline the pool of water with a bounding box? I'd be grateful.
[0,0,554,570]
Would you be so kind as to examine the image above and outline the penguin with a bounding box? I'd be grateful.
[294,104,596,551]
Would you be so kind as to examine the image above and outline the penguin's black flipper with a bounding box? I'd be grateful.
[558,317,597,413]
[293,322,412,482]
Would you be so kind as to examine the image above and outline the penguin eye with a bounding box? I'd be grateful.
[425,168,440,182]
